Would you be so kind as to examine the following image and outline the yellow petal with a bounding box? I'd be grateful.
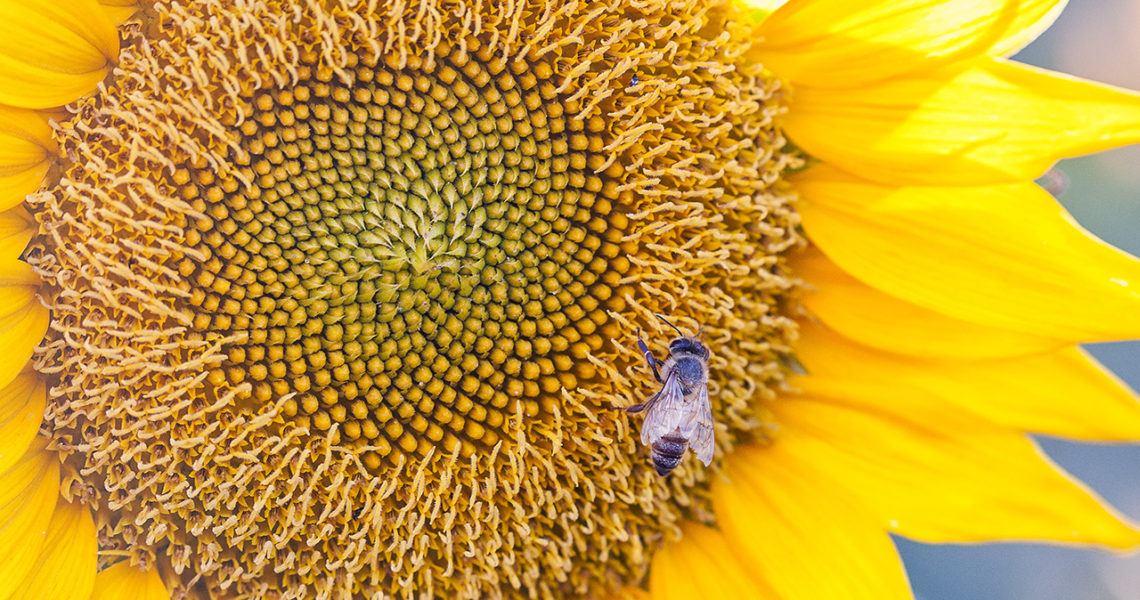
[742,0,790,22]
[91,562,170,600]
[0,372,45,475]
[98,0,138,27]
[0,438,61,600]
[0,108,55,212]
[785,59,1140,185]
[797,165,1140,341]
[606,589,650,600]
[0,260,48,391]
[9,500,97,600]
[755,0,1066,88]
[714,444,912,600]
[770,395,1140,547]
[0,206,36,262]
[796,321,1140,441]
[793,245,1062,358]
[649,522,773,600]
[0,0,118,109]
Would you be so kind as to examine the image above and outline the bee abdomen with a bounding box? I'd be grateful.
[650,433,689,476]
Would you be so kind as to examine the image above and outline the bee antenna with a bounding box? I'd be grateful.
[655,314,684,336]
[696,323,705,338]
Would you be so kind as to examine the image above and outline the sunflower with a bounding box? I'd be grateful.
[3,0,1140,597]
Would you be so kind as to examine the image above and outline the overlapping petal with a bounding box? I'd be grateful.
[0,260,47,393]
[91,562,170,600]
[0,438,61,600]
[0,108,56,212]
[8,499,97,600]
[648,522,772,600]
[0,372,46,475]
[754,0,1066,88]
[796,322,1140,441]
[784,60,1140,185]
[783,321,1140,545]
[97,0,138,27]
[793,246,1061,359]
[0,0,119,109]
[714,445,913,600]
[768,394,1140,546]
[743,0,790,20]
[0,206,35,262]
[797,165,1140,341]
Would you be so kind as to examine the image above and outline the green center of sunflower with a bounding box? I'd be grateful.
[177,47,623,470]
[26,1,802,598]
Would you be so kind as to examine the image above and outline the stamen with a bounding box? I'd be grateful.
[26,0,801,598]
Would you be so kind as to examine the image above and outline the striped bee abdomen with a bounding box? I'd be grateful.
[650,432,690,476]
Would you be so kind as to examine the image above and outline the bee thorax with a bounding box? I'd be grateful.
[671,355,706,388]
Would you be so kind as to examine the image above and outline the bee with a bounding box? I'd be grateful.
[621,315,714,476]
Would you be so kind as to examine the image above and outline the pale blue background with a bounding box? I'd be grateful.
[900,1,1140,598]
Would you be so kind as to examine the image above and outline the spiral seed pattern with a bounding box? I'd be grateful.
[27,1,801,598]
[177,46,626,470]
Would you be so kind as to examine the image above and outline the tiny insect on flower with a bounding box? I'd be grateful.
[621,315,715,476]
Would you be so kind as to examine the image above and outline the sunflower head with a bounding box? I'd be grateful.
[24,0,800,597]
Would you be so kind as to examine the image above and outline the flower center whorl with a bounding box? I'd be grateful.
[180,45,623,470]
[26,1,802,599]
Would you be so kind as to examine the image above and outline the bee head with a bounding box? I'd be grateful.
[668,336,709,360]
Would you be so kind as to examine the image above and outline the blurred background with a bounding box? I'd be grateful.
[899,0,1140,598]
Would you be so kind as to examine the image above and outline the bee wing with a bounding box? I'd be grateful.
[639,370,688,447]
[684,383,715,466]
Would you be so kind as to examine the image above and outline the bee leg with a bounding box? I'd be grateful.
[636,329,664,383]
[622,400,650,414]
[610,389,662,414]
